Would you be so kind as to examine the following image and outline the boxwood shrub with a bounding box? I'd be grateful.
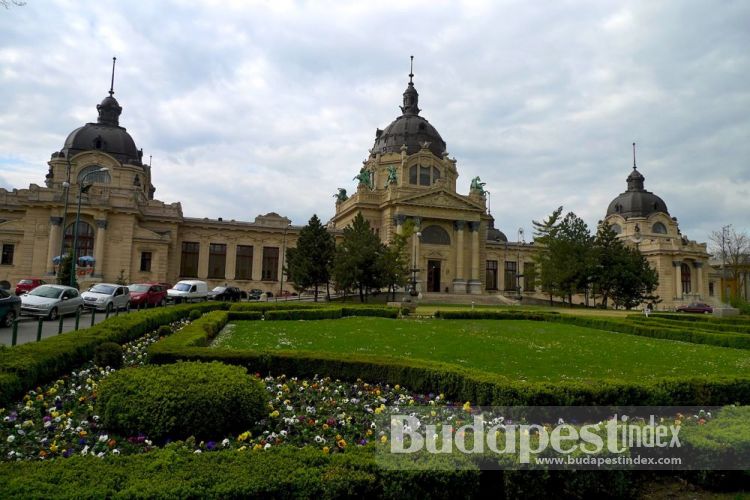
[0,302,226,407]
[266,308,343,320]
[97,361,267,441]
[93,342,123,369]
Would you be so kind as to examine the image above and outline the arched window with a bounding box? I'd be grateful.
[64,222,95,260]
[681,263,691,295]
[77,165,111,185]
[610,223,622,234]
[421,225,451,245]
[652,222,667,234]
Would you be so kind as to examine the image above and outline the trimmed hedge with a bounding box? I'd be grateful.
[342,306,399,319]
[628,316,750,334]
[0,302,226,408]
[93,342,123,369]
[229,302,323,312]
[97,361,267,441]
[150,323,750,406]
[266,308,343,320]
[435,310,559,320]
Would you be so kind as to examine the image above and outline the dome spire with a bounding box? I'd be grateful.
[626,142,645,191]
[109,56,117,97]
[632,142,637,169]
[400,55,420,115]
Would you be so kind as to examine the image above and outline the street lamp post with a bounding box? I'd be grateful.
[516,228,525,299]
[56,157,73,276]
[70,168,108,287]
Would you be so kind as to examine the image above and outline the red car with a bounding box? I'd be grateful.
[128,282,170,308]
[15,278,46,296]
[676,302,713,314]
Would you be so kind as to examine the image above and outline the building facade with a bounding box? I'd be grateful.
[0,64,717,309]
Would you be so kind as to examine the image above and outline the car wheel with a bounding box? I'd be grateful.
[106,302,114,314]
[77,305,83,316]
[160,298,166,307]
[125,301,131,311]
[2,310,16,328]
[48,308,58,321]
[704,311,710,314]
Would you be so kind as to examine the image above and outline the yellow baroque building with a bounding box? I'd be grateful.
[0,64,717,309]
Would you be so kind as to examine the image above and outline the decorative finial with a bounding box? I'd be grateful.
[409,55,414,84]
[149,155,152,167]
[632,142,637,170]
[109,57,117,97]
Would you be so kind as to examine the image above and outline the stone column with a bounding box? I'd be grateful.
[468,221,482,294]
[413,217,422,292]
[198,240,209,279]
[47,216,63,275]
[252,245,263,281]
[673,261,682,300]
[452,220,467,293]
[93,219,107,278]
[226,241,237,281]
[694,261,704,299]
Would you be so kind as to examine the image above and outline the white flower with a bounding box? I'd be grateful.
[81,445,90,456]
[97,452,105,458]
[99,434,109,443]
[145,440,152,446]
[222,439,230,447]
[112,449,120,455]
[264,443,271,450]
[6,435,14,443]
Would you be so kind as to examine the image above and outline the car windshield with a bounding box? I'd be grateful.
[129,284,150,293]
[212,287,226,292]
[173,283,192,291]
[19,280,33,285]
[89,284,116,295]
[29,286,62,298]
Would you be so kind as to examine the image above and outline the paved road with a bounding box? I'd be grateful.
[0,295,333,346]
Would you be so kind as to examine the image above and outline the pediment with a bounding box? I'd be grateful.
[133,225,171,242]
[397,189,483,211]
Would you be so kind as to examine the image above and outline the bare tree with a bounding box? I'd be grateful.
[710,225,750,301]
[1,0,27,8]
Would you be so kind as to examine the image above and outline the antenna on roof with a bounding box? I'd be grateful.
[149,155,152,167]
[409,55,414,84]
[109,57,117,97]
[632,142,637,169]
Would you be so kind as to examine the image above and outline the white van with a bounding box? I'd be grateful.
[167,280,209,303]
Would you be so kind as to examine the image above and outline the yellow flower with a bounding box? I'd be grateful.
[238,431,251,442]
[269,410,280,418]
[50,442,58,453]
[380,435,388,444]
[79,430,88,438]
[253,444,263,451]
[366,429,373,436]
[322,423,329,430]
[238,446,247,452]
[322,446,329,454]
[394,384,401,390]
[35,394,44,401]
[337,439,347,449]
[463,401,471,413]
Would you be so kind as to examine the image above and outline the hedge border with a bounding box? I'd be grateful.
[149,313,750,406]
[0,302,227,407]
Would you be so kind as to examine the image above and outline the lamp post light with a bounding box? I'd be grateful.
[278,223,292,302]
[70,168,108,287]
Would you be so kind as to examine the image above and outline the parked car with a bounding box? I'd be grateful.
[0,288,21,327]
[247,289,263,301]
[81,283,131,312]
[168,280,209,303]
[20,284,84,320]
[209,286,242,302]
[676,302,713,314]
[15,278,46,296]
[129,283,169,308]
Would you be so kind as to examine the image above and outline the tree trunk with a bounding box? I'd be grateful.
[314,284,319,303]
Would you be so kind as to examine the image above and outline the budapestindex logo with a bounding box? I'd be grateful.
[390,413,681,464]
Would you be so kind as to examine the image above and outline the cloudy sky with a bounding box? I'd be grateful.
[1,0,748,245]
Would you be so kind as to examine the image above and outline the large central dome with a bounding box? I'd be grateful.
[61,84,142,166]
[371,64,446,157]
[606,165,669,218]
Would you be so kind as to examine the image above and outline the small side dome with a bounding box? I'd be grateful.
[486,218,508,242]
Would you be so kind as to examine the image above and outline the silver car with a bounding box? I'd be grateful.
[81,283,130,312]
[20,284,84,320]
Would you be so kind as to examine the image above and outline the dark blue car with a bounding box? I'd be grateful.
[0,288,21,327]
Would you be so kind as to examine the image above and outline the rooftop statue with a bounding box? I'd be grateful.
[354,168,374,190]
[470,176,486,195]
[333,188,348,204]
[384,165,398,188]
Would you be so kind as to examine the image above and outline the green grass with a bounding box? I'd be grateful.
[213,318,750,383]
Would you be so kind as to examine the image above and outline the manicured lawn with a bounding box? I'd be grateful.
[213,318,750,383]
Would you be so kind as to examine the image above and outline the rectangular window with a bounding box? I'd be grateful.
[504,261,517,291]
[485,260,498,290]
[139,251,152,272]
[432,166,441,183]
[208,243,227,279]
[236,245,253,280]
[524,262,536,292]
[1,244,13,265]
[709,282,714,297]
[262,246,279,281]
[419,165,431,186]
[180,241,200,277]
[409,165,418,184]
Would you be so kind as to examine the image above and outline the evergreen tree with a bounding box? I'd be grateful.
[610,247,660,310]
[377,225,411,301]
[532,206,563,305]
[285,214,335,302]
[552,212,594,305]
[332,213,383,303]
[591,222,626,308]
